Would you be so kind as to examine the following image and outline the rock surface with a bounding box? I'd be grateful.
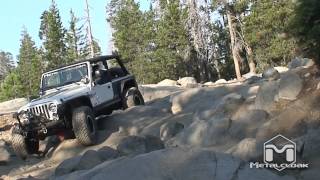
[56,148,294,180]
[160,122,184,141]
[242,72,257,79]
[279,72,303,100]
[167,117,231,147]
[139,85,182,102]
[274,66,289,73]
[288,58,314,69]
[171,87,234,114]
[215,79,227,84]
[3,66,320,180]
[177,77,197,87]
[244,76,262,85]
[229,109,269,139]
[203,81,215,86]
[55,147,120,176]
[300,129,320,159]
[262,67,280,81]
[227,138,259,161]
[0,98,28,114]
[116,136,146,155]
[254,81,279,112]
[157,79,177,86]
[0,144,10,164]
[116,135,164,156]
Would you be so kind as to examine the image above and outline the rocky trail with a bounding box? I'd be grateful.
[0,59,320,180]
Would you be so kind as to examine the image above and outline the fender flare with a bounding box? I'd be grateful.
[120,78,138,94]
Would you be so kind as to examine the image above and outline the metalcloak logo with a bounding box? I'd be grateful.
[250,134,309,171]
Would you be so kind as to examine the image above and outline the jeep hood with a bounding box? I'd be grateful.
[19,85,90,112]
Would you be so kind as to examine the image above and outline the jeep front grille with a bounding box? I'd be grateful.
[27,104,52,120]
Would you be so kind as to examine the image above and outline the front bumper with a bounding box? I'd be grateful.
[14,112,65,137]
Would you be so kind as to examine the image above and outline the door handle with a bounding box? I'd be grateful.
[107,85,111,88]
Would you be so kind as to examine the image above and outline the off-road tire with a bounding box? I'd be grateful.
[11,133,39,160]
[72,106,97,146]
[123,87,145,109]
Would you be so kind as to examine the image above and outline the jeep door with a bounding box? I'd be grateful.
[91,66,114,106]
[106,58,129,99]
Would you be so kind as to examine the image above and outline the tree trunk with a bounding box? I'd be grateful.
[187,0,207,82]
[246,46,256,74]
[85,0,95,58]
[213,57,222,79]
[226,8,242,80]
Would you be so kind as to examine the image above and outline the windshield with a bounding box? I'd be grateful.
[42,64,88,90]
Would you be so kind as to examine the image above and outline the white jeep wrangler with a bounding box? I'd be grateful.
[12,55,144,159]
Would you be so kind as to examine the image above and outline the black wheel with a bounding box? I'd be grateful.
[72,106,97,146]
[11,133,39,160]
[122,87,145,109]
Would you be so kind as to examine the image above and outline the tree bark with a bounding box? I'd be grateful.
[85,0,95,58]
[246,46,256,73]
[213,55,222,79]
[188,0,206,82]
[226,8,242,80]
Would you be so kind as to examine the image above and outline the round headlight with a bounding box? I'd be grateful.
[18,111,29,125]
[49,103,58,112]
[18,111,27,120]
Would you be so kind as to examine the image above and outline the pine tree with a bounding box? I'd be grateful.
[244,0,297,70]
[291,0,320,62]
[154,0,189,80]
[66,9,101,61]
[108,0,190,83]
[107,0,256,83]
[82,39,102,58]
[108,0,157,83]
[107,0,144,66]
[39,0,67,69]
[0,70,24,101]
[0,51,14,81]
[132,5,158,83]
[17,29,43,97]
[66,10,84,63]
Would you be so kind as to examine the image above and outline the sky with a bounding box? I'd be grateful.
[0,0,150,62]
